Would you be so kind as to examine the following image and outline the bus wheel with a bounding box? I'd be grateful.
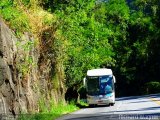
[110,103,115,106]
[89,104,95,107]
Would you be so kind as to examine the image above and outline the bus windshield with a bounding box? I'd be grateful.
[100,75,113,94]
[86,76,100,95]
[86,75,113,95]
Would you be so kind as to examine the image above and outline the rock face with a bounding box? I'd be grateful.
[0,18,65,118]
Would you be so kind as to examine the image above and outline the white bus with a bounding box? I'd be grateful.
[83,68,116,106]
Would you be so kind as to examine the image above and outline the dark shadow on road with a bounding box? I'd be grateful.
[126,98,160,104]
[116,96,143,101]
[116,106,160,113]
[61,113,160,120]
[116,93,160,101]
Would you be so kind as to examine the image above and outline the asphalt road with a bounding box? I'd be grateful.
[57,94,160,120]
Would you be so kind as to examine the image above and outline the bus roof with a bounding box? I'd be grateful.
[87,68,113,76]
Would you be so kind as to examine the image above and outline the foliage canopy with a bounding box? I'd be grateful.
[1,0,160,96]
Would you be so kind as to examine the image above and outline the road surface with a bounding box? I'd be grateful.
[57,94,160,120]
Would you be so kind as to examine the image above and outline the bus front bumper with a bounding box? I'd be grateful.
[87,96,115,105]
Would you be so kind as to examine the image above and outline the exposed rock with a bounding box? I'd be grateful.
[0,17,66,119]
[0,57,5,86]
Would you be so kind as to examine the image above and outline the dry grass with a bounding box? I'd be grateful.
[15,1,56,38]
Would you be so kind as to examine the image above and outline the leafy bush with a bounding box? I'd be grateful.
[144,82,160,94]
[0,0,30,35]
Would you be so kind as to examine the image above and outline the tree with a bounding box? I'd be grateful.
[54,0,115,88]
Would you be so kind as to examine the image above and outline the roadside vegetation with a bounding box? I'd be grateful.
[0,0,160,119]
[18,101,79,120]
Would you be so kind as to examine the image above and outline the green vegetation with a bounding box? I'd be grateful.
[18,101,79,120]
[0,0,30,36]
[144,82,160,94]
[1,0,160,118]
[55,0,115,87]
[77,100,88,107]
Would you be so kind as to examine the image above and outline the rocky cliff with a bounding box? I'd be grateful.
[0,18,65,119]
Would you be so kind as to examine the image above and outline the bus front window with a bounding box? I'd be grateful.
[86,76,99,95]
[100,76,113,94]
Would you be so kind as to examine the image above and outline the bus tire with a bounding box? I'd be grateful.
[110,103,115,106]
[89,104,95,107]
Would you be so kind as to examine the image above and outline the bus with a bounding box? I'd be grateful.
[83,68,116,106]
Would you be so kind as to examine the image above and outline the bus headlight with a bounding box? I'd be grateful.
[109,94,113,98]
[105,94,113,98]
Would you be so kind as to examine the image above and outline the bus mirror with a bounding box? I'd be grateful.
[83,77,86,86]
[113,76,116,83]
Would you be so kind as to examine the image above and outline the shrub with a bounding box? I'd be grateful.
[144,81,160,94]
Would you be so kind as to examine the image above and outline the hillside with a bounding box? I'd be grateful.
[0,0,160,119]
[0,0,72,119]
